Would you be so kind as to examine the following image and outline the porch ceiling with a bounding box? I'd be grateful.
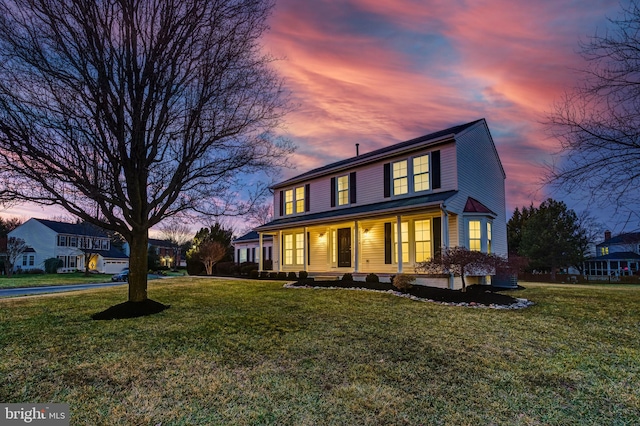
[255,190,457,232]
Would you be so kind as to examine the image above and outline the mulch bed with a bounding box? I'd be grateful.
[290,280,521,306]
[91,299,170,320]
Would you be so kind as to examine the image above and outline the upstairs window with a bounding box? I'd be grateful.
[295,186,305,213]
[392,160,408,195]
[600,247,609,256]
[284,189,293,215]
[413,154,430,192]
[337,175,349,206]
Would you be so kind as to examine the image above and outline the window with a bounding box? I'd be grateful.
[393,160,408,195]
[487,222,492,254]
[296,233,304,264]
[413,155,430,192]
[469,220,481,251]
[337,175,349,206]
[69,236,77,247]
[414,219,432,262]
[22,255,27,266]
[28,255,35,266]
[393,221,409,263]
[101,239,110,250]
[57,235,67,246]
[600,247,609,256]
[284,189,293,215]
[283,233,304,265]
[295,186,305,213]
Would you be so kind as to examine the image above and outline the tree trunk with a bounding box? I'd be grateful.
[128,232,149,302]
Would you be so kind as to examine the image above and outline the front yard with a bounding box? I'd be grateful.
[1,278,638,425]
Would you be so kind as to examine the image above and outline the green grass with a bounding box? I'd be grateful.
[1,279,639,425]
[0,272,115,288]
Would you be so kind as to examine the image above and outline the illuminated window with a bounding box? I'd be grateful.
[394,221,409,263]
[295,186,305,213]
[284,234,294,265]
[413,155,430,192]
[337,175,349,205]
[600,247,609,256]
[393,160,408,195]
[415,219,432,262]
[469,220,481,251]
[487,222,492,254]
[296,233,304,265]
[284,190,293,215]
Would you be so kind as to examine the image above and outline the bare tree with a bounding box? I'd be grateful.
[158,218,193,270]
[0,0,292,311]
[5,237,27,277]
[198,240,227,276]
[546,1,640,220]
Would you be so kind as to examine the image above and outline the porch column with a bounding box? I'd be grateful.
[354,221,359,273]
[277,230,282,272]
[258,232,264,272]
[441,205,450,250]
[396,215,403,273]
[304,227,308,272]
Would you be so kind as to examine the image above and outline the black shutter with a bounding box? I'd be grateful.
[384,223,392,264]
[237,249,240,264]
[307,232,311,265]
[305,184,310,212]
[252,248,256,263]
[330,177,336,207]
[432,150,441,189]
[349,172,356,204]
[262,246,266,262]
[432,217,442,258]
[383,163,391,197]
[279,190,284,216]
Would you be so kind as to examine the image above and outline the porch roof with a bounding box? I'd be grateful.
[255,190,457,232]
[586,251,640,261]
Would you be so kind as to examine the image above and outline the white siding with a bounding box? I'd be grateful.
[8,219,57,270]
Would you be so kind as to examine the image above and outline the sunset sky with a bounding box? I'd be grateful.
[0,0,632,233]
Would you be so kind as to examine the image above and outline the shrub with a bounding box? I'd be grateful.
[260,271,270,278]
[287,271,297,280]
[298,271,308,280]
[277,271,287,280]
[214,261,236,276]
[186,259,205,276]
[240,263,258,276]
[26,268,45,274]
[392,273,415,292]
[249,269,260,279]
[341,273,353,281]
[263,259,273,270]
[44,257,63,274]
[269,272,278,279]
[365,273,379,283]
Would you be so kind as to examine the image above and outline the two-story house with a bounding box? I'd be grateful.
[254,119,507,289]
[584,231,640,277]
[8,218,129,273]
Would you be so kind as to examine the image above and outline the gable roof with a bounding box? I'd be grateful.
[274,119,486,189]
[463,197,496,216]
[597,232,640,248]
[148,238,178,248]
[233,231,273,243]
[34,219,107,237]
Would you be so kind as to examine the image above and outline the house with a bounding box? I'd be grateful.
[584,231,640,277]
[254,118,507,289]
[8,218,129,273]
[122,238,183,268]
[232,231,274,269]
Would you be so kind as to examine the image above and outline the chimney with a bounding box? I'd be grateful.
[355,143,360,156]
[605,230,611,241]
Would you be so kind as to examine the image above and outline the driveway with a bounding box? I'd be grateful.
[0,281,127,298]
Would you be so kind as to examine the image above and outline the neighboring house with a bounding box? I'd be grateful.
[122,238,182,268]
[254,118,507,289]
[584,231,640,277]
[232,231,273,268]
[8,218,129,273]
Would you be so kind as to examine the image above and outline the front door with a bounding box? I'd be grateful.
[337,228,351,267]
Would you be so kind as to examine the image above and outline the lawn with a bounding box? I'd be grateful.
[1,279,638,425]
[0,272,116,288]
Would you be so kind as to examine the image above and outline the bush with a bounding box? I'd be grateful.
[260,271,270,278]
[287,271,297,280]
[186,259,205,276]
[298,271,308,280]
[26,268,45,274]
[341,273,353,281]
[269,272,278,279]
[365,273,379,283]
[249,269,260,279]
[44,257,63,274]
[240,262,258,276]
[214,261,237,276]
[392,273,415,292]
[263,259,273,270]
[277,271,287,280]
